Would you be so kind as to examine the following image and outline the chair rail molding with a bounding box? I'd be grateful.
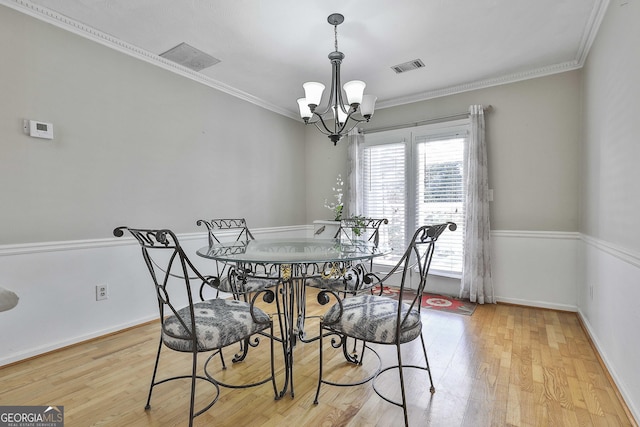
[581,233,640,269]
[0,225,308,257]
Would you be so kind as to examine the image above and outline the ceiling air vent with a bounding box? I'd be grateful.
[159,42,220,72]
[391,59,425,74]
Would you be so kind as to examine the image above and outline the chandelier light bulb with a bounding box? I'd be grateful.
[303,82,325,109]
[343,80,366,106]
[334,105,349,124]
[360,95,377,118]
[297,98,312,119]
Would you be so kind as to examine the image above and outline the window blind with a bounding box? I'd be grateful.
[360,120,468,277]
[415,136,465,275]
[362,142,406,257]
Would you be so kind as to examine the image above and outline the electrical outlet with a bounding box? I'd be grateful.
[96,284,108,301]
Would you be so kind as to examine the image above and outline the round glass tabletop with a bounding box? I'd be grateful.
[197,237,384,264]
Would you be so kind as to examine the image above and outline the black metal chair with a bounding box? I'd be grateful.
[307,217,389,294]
[114,226,277,427]
[313,222,457,427]
[196,218,276,296]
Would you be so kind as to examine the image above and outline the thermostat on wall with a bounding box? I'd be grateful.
[23,119,54,140]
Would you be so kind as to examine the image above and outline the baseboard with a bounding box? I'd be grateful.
[577,309,639,426]
[495,296,577,312]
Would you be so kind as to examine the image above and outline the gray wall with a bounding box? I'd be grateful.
[581,1,640,253]
[579,0,640,419]
[0,5,306,245]
[305,71,582,233]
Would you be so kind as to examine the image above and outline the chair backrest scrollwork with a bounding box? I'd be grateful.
[113,226,218,342]
[196,218,255,247]
[336,217,389,247]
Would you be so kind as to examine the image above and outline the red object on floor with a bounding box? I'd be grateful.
[419,293,476,315]
[371,285,400,296]
[373,287,476,315]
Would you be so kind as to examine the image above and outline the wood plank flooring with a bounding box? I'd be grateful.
[0,291,635,426]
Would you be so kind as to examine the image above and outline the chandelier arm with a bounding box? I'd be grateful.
[344,110,368,124]
[335,114,355,136]
[340,118,364,135]
[312,93,336,118]
[312,121,331,136]
[307,108,367,135]
[312,111,337,136]
[333,109,368,136]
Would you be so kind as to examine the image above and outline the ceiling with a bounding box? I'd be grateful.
[7,0,607,119]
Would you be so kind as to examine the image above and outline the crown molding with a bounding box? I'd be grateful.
[575,0,610,66]
[377,60,583,109]
[2,0,610,119]
[1,0,299,120]
[377,0,610,110]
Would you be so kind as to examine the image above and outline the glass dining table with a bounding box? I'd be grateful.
[197,237,385,398]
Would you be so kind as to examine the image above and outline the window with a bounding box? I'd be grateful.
[359,120,468,277]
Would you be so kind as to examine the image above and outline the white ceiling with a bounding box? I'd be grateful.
[7,0,607,119]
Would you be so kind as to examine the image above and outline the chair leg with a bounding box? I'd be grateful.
[269,322,278,399]
[219,347,227,369]
[396,343,409,427]
[188,349,198,427]
[313,322,324,404]
[419,333,435,393]
[145,337,163,410]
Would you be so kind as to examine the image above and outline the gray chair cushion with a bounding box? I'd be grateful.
[162,299,270,352]
[323,295,422,344]
[218,276,277,293]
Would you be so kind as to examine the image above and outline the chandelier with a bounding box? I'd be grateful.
[297,13,377,145]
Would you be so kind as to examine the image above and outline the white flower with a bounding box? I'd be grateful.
[324,174,344,220]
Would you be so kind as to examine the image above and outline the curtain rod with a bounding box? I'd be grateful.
[361,105,492,134]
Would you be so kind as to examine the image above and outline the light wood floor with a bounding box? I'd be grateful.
[1,291,635,427]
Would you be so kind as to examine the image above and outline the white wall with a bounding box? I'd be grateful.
[579,0,640,421]
[0,225,308,366]
[578,239,640,421]
[492,231,579,310]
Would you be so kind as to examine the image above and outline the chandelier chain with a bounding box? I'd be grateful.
[334,24,338,52]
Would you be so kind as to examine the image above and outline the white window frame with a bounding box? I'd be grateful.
[359,119,469,279]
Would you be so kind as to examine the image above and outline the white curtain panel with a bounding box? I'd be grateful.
[460,105,495,304]
[346,129,364,217]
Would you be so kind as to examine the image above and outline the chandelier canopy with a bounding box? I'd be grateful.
[297,13,376,145]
